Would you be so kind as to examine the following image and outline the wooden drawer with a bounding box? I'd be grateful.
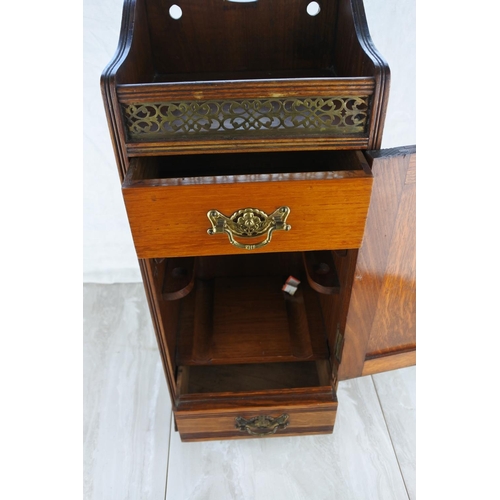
[174,386,338,442]
[122,150,373,258]
[175,405,337,442]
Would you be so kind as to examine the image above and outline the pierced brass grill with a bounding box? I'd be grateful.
[121,96,370,141]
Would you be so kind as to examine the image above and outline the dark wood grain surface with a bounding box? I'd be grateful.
[185,362,321,394]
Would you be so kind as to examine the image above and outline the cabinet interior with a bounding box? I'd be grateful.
[149,250,354,397]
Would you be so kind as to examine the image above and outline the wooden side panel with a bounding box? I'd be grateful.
[333,0,390,149]
[115,0,154,85]
[140,259,180,403]
[339,147,416,380]
[318,249,359,387]
[366,155,415,355]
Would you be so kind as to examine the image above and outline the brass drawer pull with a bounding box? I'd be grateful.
[207,206,291,250]
[235,414,289,436]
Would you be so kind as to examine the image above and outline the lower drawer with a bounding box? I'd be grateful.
[175,399,338,442]
[173,363,338,441]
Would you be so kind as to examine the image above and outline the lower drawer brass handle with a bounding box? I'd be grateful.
[235,414,289,436]
[207,206,291,250]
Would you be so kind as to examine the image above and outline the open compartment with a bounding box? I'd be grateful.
[161,252,342,364]
[102,0,390,155]
[174,252,332,366]
[149,251,340,384]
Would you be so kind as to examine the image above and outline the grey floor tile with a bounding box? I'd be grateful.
[83,284,171,500]
[373,366,416,500]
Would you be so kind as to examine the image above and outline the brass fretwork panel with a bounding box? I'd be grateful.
[121,96,370,141]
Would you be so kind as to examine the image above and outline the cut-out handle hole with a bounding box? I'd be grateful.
[172,267,187,278]
[169,4,182,19]
[306,1,321,16]
[315,263,330,275]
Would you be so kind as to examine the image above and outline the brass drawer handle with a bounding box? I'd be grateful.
[207,206,291,250]
[235,414,289,436]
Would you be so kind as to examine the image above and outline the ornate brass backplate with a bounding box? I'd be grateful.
[121,96,370,141]
[207,206,291,250]
[235,414,290,436]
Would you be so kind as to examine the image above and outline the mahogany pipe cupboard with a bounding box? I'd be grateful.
[101,0,415,442]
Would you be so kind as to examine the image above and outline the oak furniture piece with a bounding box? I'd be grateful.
[102,0,415,442]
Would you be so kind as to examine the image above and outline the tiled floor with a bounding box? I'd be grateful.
[84,284,416,500]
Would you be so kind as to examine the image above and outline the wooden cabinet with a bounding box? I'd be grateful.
[102,0,415,442]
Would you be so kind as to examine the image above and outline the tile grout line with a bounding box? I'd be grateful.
[370,375,411,500]
[163,411,174,500]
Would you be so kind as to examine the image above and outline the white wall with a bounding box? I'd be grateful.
[83,0,416,283]
[363,0,416,149]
